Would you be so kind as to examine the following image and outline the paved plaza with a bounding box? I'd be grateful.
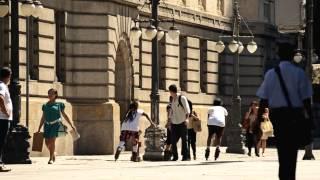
[1,147,320,180]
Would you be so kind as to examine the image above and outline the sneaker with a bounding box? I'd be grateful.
[205,148,210,160]
[247,152,251,156]
[0,165,11,172]
[48,160,54,164]
[214,148,221,161]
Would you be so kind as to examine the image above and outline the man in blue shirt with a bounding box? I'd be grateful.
[256,44,313,180]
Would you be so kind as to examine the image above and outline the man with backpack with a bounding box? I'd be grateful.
[168,84,191,161]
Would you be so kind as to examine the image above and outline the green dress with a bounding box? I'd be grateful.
[42,102,65,138]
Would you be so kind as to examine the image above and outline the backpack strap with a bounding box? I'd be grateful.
[178,95,185,109]
[274,66,292,108]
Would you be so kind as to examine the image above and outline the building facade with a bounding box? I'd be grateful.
[0,0,279,156]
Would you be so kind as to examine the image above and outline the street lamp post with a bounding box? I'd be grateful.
[130,0,179,161]
[216,0,257,154]
[294,0,316,161]
[303,0,316,159]
[0,0,43,164]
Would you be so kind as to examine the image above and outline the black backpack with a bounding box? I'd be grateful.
[178,95,193,113]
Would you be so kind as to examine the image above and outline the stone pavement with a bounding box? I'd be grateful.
[1,147,320,180]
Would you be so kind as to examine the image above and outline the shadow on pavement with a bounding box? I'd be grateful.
[130,160,244,168]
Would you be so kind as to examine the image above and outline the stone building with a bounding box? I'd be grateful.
[0,0,279,156]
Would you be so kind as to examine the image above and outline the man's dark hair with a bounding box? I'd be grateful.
[0,67,11,79]
[168,84,177,93]
[278,43,295,61]
[213,98,223,106]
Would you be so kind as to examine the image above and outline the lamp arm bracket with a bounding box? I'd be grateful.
[219,35,254,39]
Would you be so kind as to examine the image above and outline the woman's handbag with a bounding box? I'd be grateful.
[260,119,273,136]
[193,119,202,132]
[32,132,44,152]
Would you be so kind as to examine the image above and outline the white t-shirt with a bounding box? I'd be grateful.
[207,106,228,127]
[0,81,13,120]
[121,109,144,132]
[171,95,190,124]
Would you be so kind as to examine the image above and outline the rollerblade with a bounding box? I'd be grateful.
[205,148,210,160]
[114,146,122,161]
[214,147,220,160]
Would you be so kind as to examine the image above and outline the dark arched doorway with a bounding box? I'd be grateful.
[115,39,133,123]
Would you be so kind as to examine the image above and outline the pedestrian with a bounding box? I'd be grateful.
[114,100,155,162]
[205,98,228,160]
[168,84,190,161]
[164,97,173,161]
[187,110,201,160]
[242,101,261,157]
[258,108,274,157]
[37,88,75,164]
[256,43,313,180]
[0,67,12,172]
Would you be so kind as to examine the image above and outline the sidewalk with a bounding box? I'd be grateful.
[1,147,320,180]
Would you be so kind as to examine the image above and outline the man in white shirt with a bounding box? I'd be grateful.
[0,67,12,172]
[168,84,190,161]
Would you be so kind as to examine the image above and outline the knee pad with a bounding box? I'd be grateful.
[118,141,125,151]
[132,144,139,153]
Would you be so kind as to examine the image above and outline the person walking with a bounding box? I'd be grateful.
[205,98,228,160]
[242,101,261,157]
[37,88,75,164]
[168,84,190,161]
[256,44,313,180]
[187,110,200,160]
[258,108,274,157]
[114,100,155,162]
[164,97,173,161]
[0,67,12,172]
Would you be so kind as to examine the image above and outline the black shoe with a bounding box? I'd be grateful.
[171,157,178,161]
[255,153,260,157]
[164,150,172,161]
[131,152,140,162]
[214,148,220,161]
[182,157,191,161]
[205,148,210,160]
[114,147,122,161]
[0,165,11,172]
[193,155,196,160]
[247,152,251,156]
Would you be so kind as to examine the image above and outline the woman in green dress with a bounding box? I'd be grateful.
[37,88,75,164]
